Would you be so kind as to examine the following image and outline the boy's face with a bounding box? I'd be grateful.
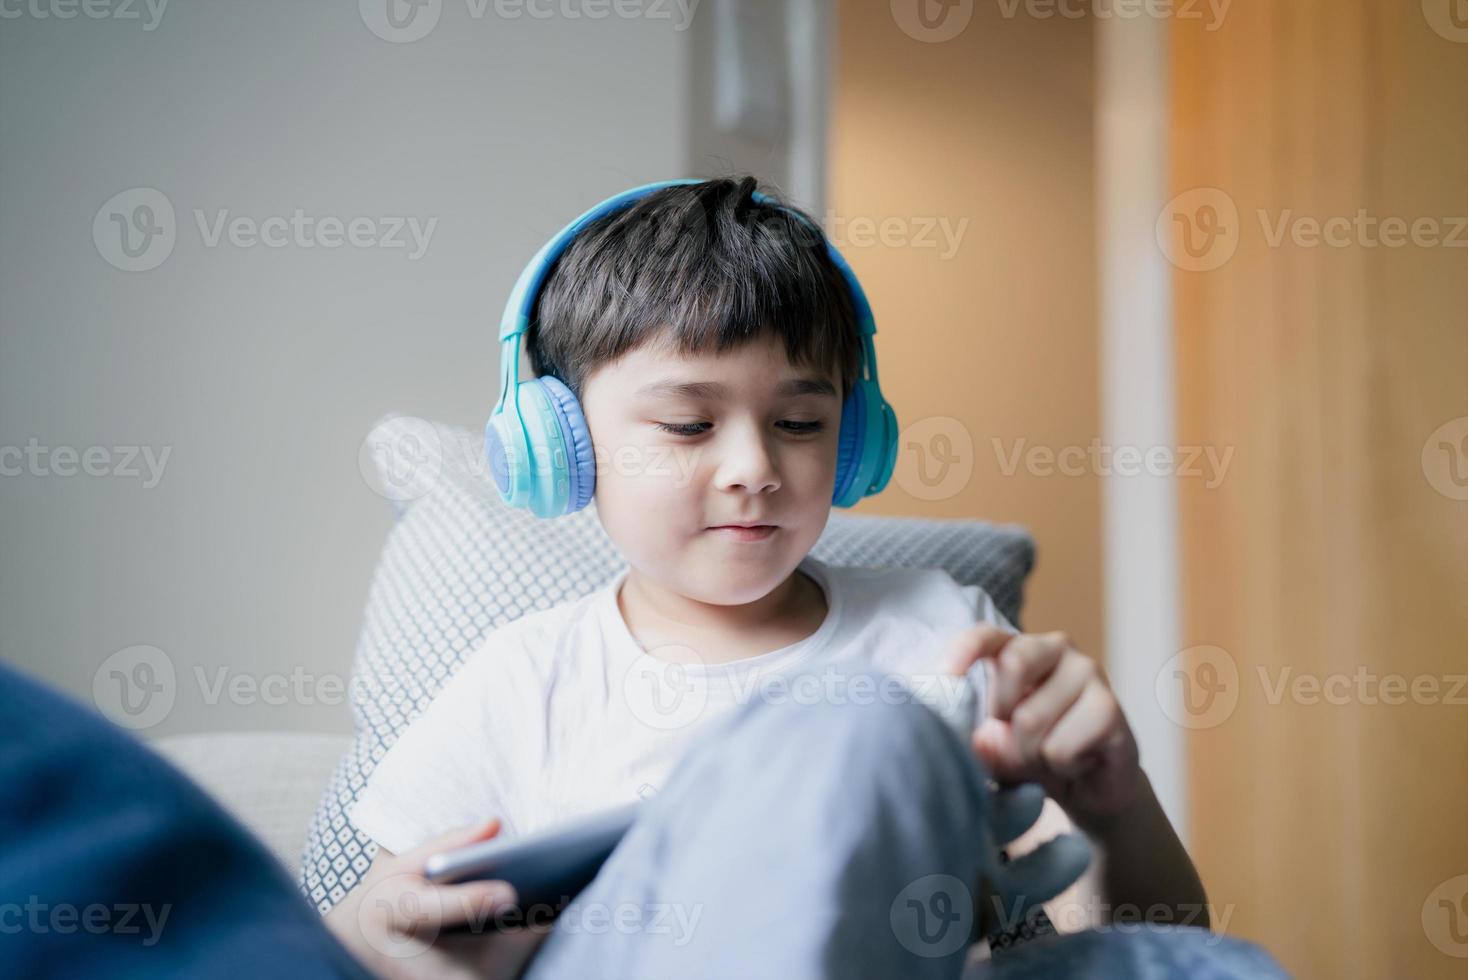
[580,331,843,607]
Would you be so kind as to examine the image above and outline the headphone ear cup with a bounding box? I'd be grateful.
[517,381,575,518]
[870,396,899,495]
[832,384,868,507]
[833,381,900,508]
[537,375,597,514]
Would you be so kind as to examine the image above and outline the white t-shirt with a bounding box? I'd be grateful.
[350,554,1013,854]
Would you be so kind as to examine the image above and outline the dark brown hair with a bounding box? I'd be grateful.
[526,175,862,402]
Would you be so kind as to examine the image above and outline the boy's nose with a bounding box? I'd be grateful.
[714,427,781,495]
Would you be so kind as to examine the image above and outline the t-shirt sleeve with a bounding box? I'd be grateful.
[349,637,539,855]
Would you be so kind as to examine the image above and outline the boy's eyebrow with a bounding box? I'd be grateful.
[634,377,838,400]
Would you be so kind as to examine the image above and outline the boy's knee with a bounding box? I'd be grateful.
[743,669,957,760]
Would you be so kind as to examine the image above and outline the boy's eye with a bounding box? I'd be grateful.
[655,422,711,437]
[652,421,826,437]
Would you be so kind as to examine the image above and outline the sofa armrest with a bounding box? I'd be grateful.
[149,731,351,875]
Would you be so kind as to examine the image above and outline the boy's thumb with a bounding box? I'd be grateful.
[973,718,1030,785]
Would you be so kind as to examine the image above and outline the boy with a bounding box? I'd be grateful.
[326,177,1207,977]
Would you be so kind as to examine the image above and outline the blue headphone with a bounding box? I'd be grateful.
[485,179,898,518]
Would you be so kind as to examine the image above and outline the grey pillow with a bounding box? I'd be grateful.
[300,415,1035,912]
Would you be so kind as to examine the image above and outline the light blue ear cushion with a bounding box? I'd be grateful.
[537,375,596,514]
[484,413,514,499]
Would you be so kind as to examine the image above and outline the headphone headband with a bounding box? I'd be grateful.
[493,180,879,416]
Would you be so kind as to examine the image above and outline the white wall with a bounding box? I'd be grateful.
[0,0,707,736]
[1095,12,1185,837]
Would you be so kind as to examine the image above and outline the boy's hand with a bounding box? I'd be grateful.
[326,818,553,980]
[944,625,1141,829]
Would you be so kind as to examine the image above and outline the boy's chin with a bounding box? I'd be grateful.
[686,559,805,604]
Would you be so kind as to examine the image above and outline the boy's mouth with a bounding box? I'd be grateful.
[706,523,778,542]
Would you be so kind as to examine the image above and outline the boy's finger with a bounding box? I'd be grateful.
[403,817,504,867]
[429,879,521,931]
[987,632,1069,721]
[1039,683,1116,778]
[943,624,1015,676]
[1008,652,1093,758]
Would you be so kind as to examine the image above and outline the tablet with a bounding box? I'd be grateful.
[423,801,642,912]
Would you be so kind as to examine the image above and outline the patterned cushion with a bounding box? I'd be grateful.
[300,415,1036,913]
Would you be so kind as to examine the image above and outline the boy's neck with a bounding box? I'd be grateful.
[616,565,828,666]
